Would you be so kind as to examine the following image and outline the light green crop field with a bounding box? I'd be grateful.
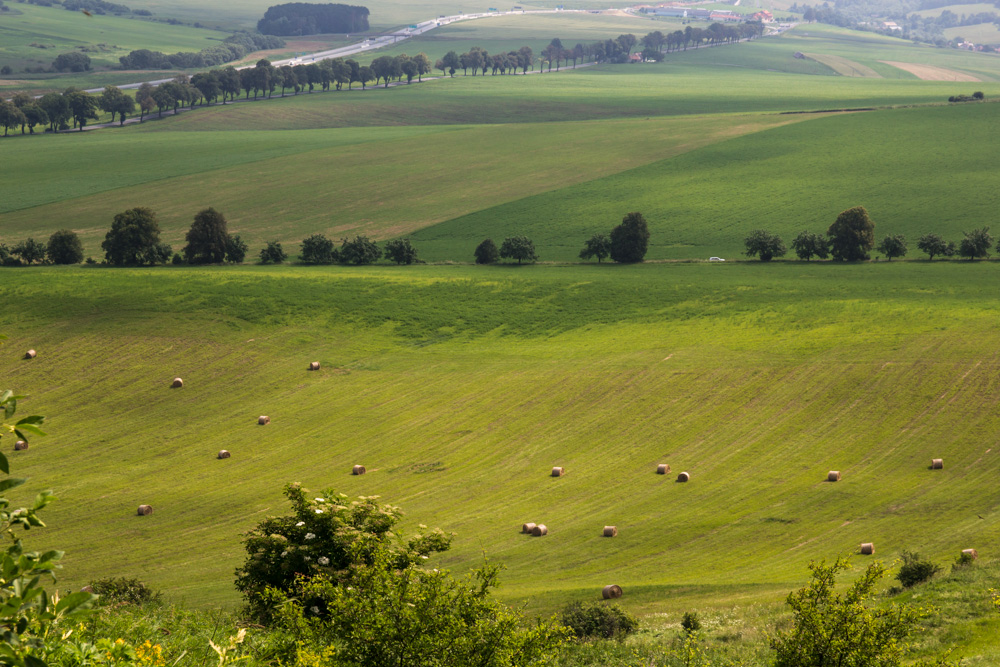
[0,3,227,71]
[2,263,1000,637]
[945,22,1000,43]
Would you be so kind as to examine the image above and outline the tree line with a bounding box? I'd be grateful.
[743,206,999,261]
[257,2,370,36]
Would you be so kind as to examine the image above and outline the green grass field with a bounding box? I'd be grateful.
[944,22,1000,44]
[911,2,998,18]
[2,263,1000,634]
[0,3,227,71]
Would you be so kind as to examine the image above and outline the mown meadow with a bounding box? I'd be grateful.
[2,262,1000,661]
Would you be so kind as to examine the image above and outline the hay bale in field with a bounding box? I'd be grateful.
[309,362,320,371]
[603,525,618,537]
[258,415,270,425]
[14,440,28,451]
[171,378,183,388]
[931,458,943,469]
[531,524,548,536]
[217,450,231,459]
[860,542,874,555]
[962,548,978,559]
[137,505,153,516]
[657,463,670,475]
[602,584,623,599]
[24,350,36,359]
[352,464,366,475]
[551,466,565,477]
[827,471,841,482]
[81,585,94,593]
[522,522,537,534]
[677,471,690,483]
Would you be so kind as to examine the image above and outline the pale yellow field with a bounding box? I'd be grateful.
[880,60,982,81]
[803,53,882,77]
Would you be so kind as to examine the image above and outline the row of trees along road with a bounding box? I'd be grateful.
[744,206,998,261]
[0,22,765,136]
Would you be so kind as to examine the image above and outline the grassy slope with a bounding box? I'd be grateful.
[411,102,1000,261]
[2,263,1000,624]
[0,114,808,255]
[945,23,1000,43]
[0,3,227,70]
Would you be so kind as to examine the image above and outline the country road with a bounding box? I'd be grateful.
[82,8,591,94]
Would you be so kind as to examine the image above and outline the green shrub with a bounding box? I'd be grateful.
[896,551,941,588]
[259,240,287,264]
[89,576,162,606]
[681,611,702,634]
[474,238,498,264]
[560,601,639,640]
[953,552,976,570]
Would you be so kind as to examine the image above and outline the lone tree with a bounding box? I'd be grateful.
[102,207,171,266]
[791,231,829,261]
[384,238,418,265]
[579,233,611,263]
[47,229,84,265]
[828,206,875,261]
[259,240,287,264]
[917,233,954,260]
[770,557,939,667]
[300,234,337,264]
[474,239,499,265]
[876,234,907,261]
[609,212,650,264]
[959,227,992,260]
[339,236,380,265]
[499,236,538,264]
[183,208,229,264]
[744,229,786,262]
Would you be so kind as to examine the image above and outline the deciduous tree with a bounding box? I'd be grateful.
[474,238,499,264]
[259,240,288,264]
[609,211,650,263]
[183,207,230,264]
[384,238,418,264]
[744,229,787,262]
[499,236,537,264]
[225,234,248,264]
[339,236,380,265]
[579,233,611,263]
[791,231,829,261]
[876,234,907,261]
[917,233,952,260]
[828,206,875,261]
[12,238,46,265]
[959,227,992,260]
[300,234,337,264]
[47,229,84,265]
[102,207,170,266]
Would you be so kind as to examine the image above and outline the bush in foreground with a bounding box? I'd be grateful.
[89,576,163,606]
[560,602,639,640]
[896,551,941,588]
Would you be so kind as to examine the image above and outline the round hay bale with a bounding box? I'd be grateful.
[656,463,670,475]
[522,522,537,534]
[137,505,153,516]
[551,466,565,477]
[171,378,183,388]
[827,471,841,482]
[24,350,36,360]
[531,524,548,537]
[860,542,874,555]
[309,361,321,371]
[258,415,270,425]
[962,548,978,559]
[603,525,618,537]
[80,585,94,594]
[931,458,944,469]
[14,440,28,451]
[352,464,366,476]
[602,584,623,599]
[677,471,690,483]
[217,450,231,459]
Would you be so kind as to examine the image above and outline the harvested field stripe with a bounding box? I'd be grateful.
[880,61,981,81]
[802,53,882,78]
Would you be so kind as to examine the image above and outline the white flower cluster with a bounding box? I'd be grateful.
[305,533,316,541]
[317,556,330,565]
[296,521,305,527]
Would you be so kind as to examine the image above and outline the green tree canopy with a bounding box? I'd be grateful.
[876,234,907,261]
[791,231,829,261]
[339,236,380,265]
[474,239,499,265]
[959,227,992,260]
[499,236,538,264]
[225,234,248,264]
[12,238,46,265]
[183,207,230,264]
[384,238,418,265]
[259,240,287,264]
[579,233,611,263]
[828,206,875,261]
[102,207,170,266]
[47,229,84,265]
[744,229,786,262]
[917,233,953,260]
[609,211,650,264]
[300,234,337,264]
